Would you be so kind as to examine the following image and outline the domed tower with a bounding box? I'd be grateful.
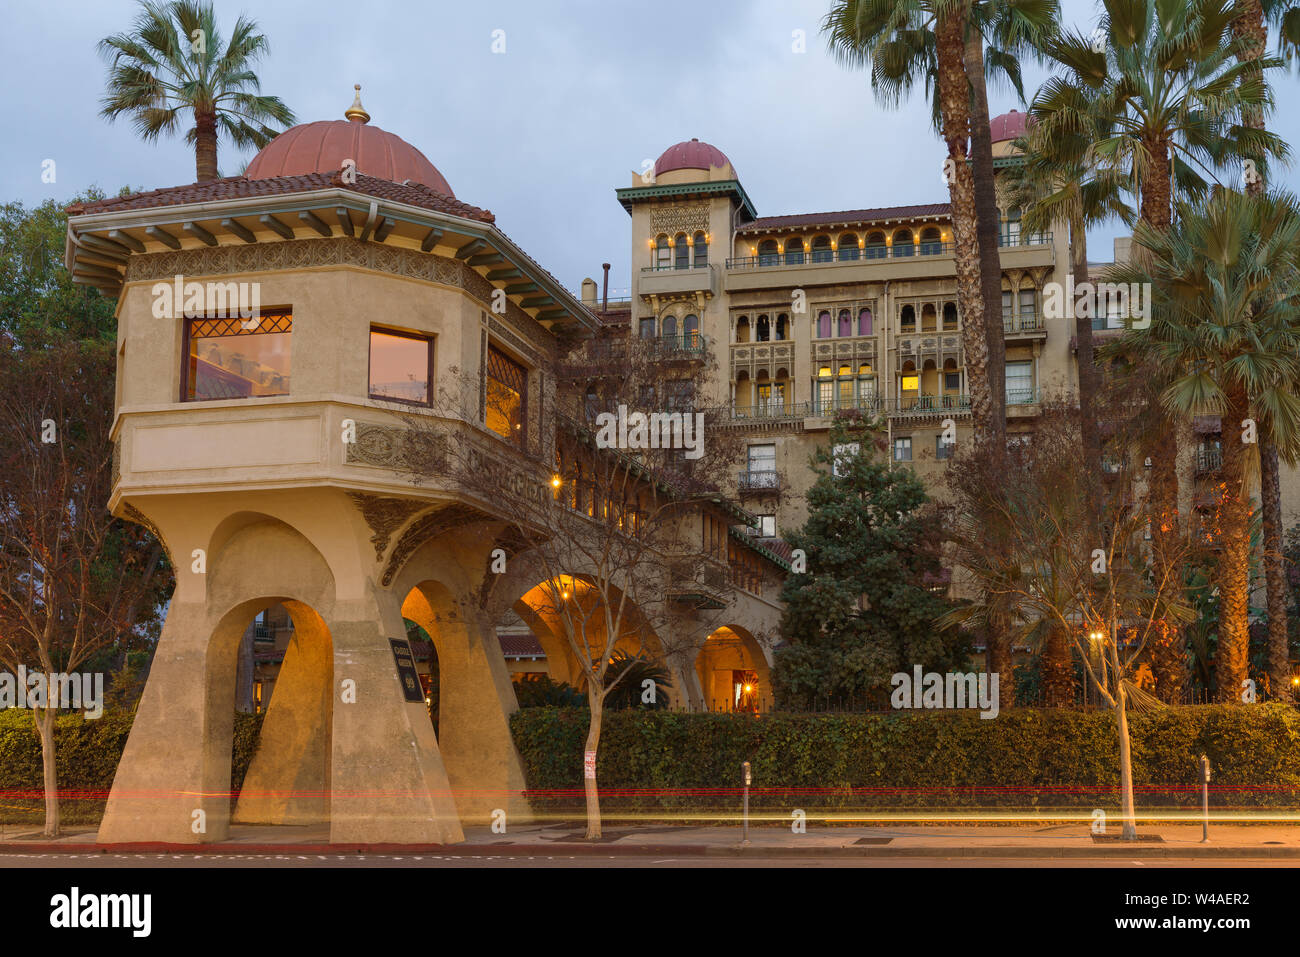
[616,138,757,408]
[64,87,599,848]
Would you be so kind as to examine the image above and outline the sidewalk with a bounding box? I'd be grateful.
[2,822,1298,858]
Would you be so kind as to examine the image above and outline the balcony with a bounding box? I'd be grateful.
[1003,312,1047,338]
[1196,447,1223,474]
[810,394,885,418]
[638,263,719,298]
[738,469,782,493]
[890,394,972,419]
[727,243,955,272]
[1006,387,1040,407]
[557,334,708,377]
[731,401,810,423]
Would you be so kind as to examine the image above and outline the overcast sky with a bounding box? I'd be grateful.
[6,0,1300,297]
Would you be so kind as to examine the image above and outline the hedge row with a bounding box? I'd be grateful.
[508,704,1300,814]
[0,709,263,825]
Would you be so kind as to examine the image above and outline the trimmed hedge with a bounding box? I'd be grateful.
[0,708,264,825]
[509,705,1300,816]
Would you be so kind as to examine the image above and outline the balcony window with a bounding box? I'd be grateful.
[775,313,788,341]
[900,305,916,333]
[368,328,432,405]
[943,302,958,330]
[184,311,292,401]
[485,344,528,447]
[693,231,708,267]
[1006,360,1033,405]
[858,376,877,406]
[756,314,770,342]
[892,229,914,257]
[674,233,690,269]
[662,315,678,340]
[944,371,961,392]
[919,227,942,255]
[817,310,832,338]
[736,316,750,343]
[758,240,779,266]
[811,236,833,263]
[1001,290,1014,320]
[1002,208,1022,246]
[837,309,852,337]
[683,314,700,347]
[858,308,873,335]
[865,232,887,260]
[655,235,671,269]
[784,238,804,265]
[838,234,859,261]
[901,374,919,392]
[639,317,657,338]
[893,436,912,462]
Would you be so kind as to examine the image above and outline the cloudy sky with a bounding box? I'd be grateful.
[6,0,1300,297]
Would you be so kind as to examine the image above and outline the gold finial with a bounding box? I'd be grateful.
[345,84,370,123]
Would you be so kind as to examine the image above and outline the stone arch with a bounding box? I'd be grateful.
[695,624,773,712]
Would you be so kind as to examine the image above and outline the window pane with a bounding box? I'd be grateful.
[486,345,527,445]
[186,313,291,401]
[369,330,430,403]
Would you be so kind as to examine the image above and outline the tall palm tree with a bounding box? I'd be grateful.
[98,0,295,183]
[1232,0,1298,699]
[824,0,1059,708]
[1111,189,1300,701]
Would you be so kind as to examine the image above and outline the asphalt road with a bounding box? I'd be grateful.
[1,852,1295,867]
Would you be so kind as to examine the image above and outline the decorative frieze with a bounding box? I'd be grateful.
[649,203,710,234]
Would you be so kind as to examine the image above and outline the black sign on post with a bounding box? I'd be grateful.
[388,638,425,703]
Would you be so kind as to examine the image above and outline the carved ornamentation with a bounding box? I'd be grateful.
[121,502,173,566]
[347,492,428,561]
[649,204,710,234]
[345,421,448,473]
[381,504,487,587]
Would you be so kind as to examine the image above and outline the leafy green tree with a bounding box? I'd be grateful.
[98,0,295,183]
[774,413,968,708]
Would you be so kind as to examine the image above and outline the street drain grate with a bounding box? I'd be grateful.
[1091,834,1165,843]
[852,837,894,845]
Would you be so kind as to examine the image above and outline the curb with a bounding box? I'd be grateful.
[1,840,1296,858]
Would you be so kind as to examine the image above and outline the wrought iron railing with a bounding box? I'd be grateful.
[738,469,782,492]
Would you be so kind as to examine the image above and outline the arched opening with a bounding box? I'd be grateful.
[838,233,859,261]
[891,228,914,257]
[736,315,750,343]
[943,357,962,401]
[775,313,788,341]
[817,309,832,338]
[784,237,804,265]
[858,307,873,336]
[655,234,671,269]
[661,313,678,340]
[837,308,852,338]
[692,230,708,267]
[900,304,916,333]
[674,232,690,269]
[695,625,772,712]
[922,358,939,397]
[921,302,937,333]
[683,313,699,347]
[758,239,779,266]
[756,313,771,342]
[919,226,942,255]
[811,234,833,263]
[229,598,334,828]
[734,370,752,410]
[865,230,886,260]
[943,301,959,331]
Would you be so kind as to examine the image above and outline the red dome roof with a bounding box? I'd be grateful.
[654,138,732,177]
[247,98,454,197]
[989,109,1030,143]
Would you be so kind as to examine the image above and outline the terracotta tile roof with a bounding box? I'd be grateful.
[498,633,544,657]
[66,171,495,223]
[737,203,951,234]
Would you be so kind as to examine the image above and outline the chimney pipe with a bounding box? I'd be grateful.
[601,263,610,311]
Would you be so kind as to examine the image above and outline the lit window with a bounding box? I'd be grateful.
[184,311,292,401]
[486,344,527,446]
[369,328,432,405]
[902,375,919,392]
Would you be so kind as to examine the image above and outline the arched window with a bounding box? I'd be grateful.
[921,303,937,332]
[943,302,958,330]
[674,232,690,269]
[784,237,804,265]
[756,314,771,342]
[758,239,779,266]
[661,314,677,340]
[817,310,832,338]
[693,231,708,267]
[858,308,873,336]
[811,235,833,263]
[775,313,788,341]
[919,227,942,255]
[837,309,852,337]
[838,234,859,261]
[683,314,699,346]
[865,231,886,260]
[736,315,750,343]
[655,235,671,269]
[892,229,914,257]
[900,304,916,332]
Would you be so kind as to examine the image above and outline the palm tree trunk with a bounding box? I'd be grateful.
[1216,387,1253,701]
[1041,623,1076,706]
[963,25,1008,449]
[195,109,219,182]
[1232,0,1289,699]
